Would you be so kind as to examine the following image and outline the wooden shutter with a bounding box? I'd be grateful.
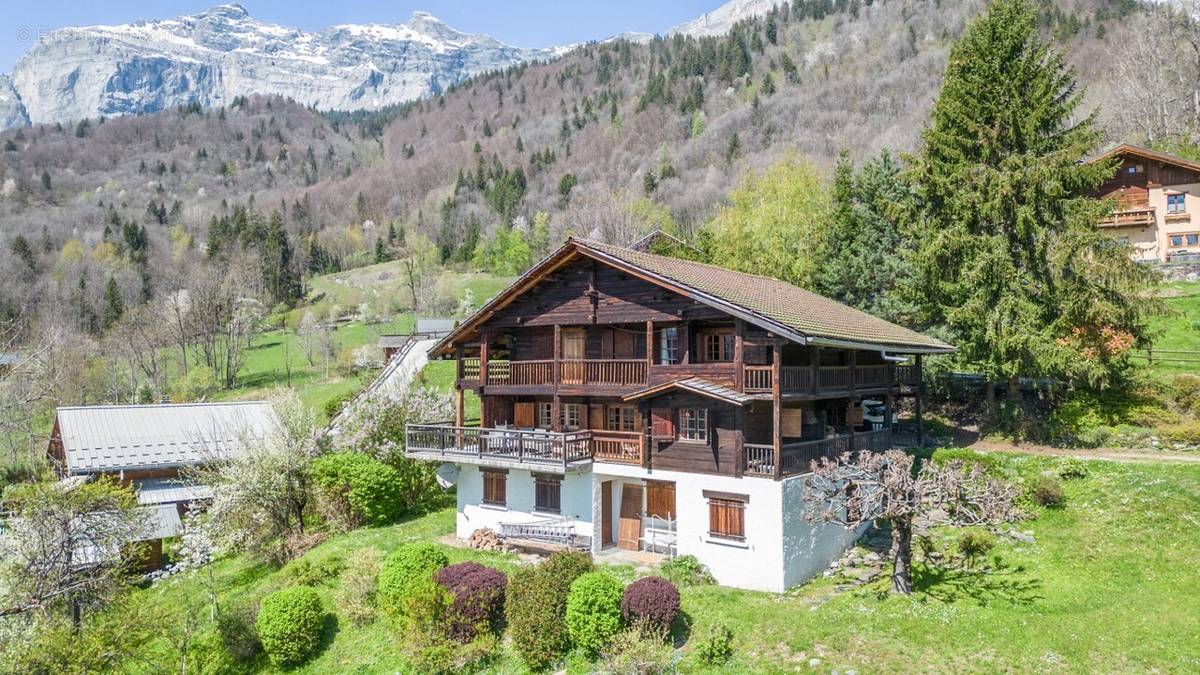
[651,407,674,438]
[483,470,507,506]
[646,480,676,520]
[781,408,803,437]
[707,497,745,540]
[589,403,606,430]
[614,330,636,359]
[513,402,535,429]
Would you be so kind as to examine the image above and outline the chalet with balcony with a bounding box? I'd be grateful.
[1092,144,1200,261]
[405,238,953,591]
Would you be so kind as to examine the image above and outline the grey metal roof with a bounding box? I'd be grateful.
[415,318,456,336]
[140,504,183,541]
[378,335,411,349]
[55,401,278,475]
[133,477,214,505]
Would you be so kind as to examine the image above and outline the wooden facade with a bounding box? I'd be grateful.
[407,244,941,480]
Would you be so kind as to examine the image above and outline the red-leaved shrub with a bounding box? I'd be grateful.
[433,561,508,641]
[620,576,680,632]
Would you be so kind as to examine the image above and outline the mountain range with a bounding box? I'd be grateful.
[0,1,775,129]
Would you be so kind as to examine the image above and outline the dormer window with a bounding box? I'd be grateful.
[1168,193,1187,214]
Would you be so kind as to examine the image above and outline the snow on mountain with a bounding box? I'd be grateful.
[4,4,559,128]
[669,0,784,37]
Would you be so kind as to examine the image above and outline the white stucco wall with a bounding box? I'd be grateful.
[454,464,594,541]
[779,474,870,588]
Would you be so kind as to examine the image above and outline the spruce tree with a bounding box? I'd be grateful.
[103,277,124,329]
[906,0,1159,411]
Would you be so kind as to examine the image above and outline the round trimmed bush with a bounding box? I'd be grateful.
[506,550,594,670]
[433,561,508,641]
[565,571,624,654]
[1030,476,1065,507]
[255,586,327,667]
[620,576,680,632]
[377,543,449,620]
[311,452,407,527]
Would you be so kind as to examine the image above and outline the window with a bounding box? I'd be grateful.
[702,330,735,362]
[482,470,507,507]
[1172,235,1184,247]
[561,403,582,430]
[660,327,679,365]
[607,405,639,432]
[1169,193,1187,214]
[536,402,553,429]
[534,474,561,513]
[1127,164,1143,174]
[679,408,709,443]
[705,491,746,541]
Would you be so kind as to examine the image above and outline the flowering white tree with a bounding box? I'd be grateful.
[187,390,319,564]
[331,385,453,508]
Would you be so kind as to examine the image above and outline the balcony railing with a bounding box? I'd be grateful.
[463,358,648,388]
[406,424,593,469]
[742,429,892,478]
[744,364,915,393]
[1099,206,1155,227]
[590,430,646,465]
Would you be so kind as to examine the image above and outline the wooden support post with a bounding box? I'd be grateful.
[454,389,465,427]
[646,320,654,371]
[772,339,783,481]
[848,350,858,448]
[811,345,821,395]
[552,396,562,433]
[553,324,561,387]
[733,318,745,392]
[884,392,894,445]
[916,354,925,447]
[734,406,746,478]
[479,331,490,391]
[454,344,464,387]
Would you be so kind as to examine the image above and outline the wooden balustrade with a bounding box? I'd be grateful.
[509,360,553,385]
[781,366,812,391]
[743,432,891,479]
[460,357,481,381]
[561,359,647,386]
[818,366,852,389]
[744,366,773,392]
[590,430,645,464]
[894,364,920,385]
[855,365,888,387]
[406,424,592,467]
[743,443,776,477]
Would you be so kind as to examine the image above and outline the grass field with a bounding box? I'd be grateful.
[1143,279,1200,378]
[117,455,1200,673]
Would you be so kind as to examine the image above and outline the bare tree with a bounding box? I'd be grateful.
[804,450,1021,594]
[0,318,64,469]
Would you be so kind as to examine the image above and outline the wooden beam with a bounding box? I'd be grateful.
[733,318,745,392]
[848,349,857,450]
[454,389,465,427]
[645,320,654,370]
[553,324,561,389]
[479,329,490,391]
[916,354,925,447]
[810,345,821,395]
[772,339,783,481]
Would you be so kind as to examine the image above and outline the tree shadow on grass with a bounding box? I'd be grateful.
[302,612,341,668]
[669,609,695,649]
[910,558,1043,608]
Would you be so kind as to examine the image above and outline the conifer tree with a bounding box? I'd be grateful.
[905,0,1159,412]
[103,277,124,329]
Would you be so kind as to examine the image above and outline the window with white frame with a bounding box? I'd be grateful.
[660,327,680,365]
[536,402,553,429]
[702,330,735,362]
[1168,193,1187,214]
[607,405,639,432]
[679,408,709,442]
[561,403,582,430]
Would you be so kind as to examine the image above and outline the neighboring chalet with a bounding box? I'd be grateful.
[378,317,456,360]
[1092,144,1200,261]
[405,239,953,591]
[47,401,277,567]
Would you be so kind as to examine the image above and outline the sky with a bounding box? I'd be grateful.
[2,1,725,72]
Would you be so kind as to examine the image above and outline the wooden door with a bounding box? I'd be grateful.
[645,480,676,520]
[562,328,586,384]
[588,403,606,430]
[513,402,535,429]
[601,480,614,547]
[618,484,643,551]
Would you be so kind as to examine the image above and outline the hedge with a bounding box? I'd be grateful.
[565,571,624,654]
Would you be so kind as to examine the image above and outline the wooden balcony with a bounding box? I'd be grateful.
[460,358,648,389]
[1099,206,1155,228]
[589,430,647,465]
[743,364,917,395]
[406,424,594,472]
[742,428,893,478]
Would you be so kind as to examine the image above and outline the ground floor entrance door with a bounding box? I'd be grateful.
[601,480,614,547]
[618,483,643,551]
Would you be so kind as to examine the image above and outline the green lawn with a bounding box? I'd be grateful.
[119,455,1199,673]
[1143,279,1200,378]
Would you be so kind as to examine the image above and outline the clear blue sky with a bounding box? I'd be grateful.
[2,1,723,72]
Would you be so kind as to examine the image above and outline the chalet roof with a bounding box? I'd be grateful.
[133,477,214,505]
[624,378,760,406]
[1088,143,1200,174]
[416,318,457,335]
[378,335,411,349]
[431,239,952,355]
[54,401,278,475]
